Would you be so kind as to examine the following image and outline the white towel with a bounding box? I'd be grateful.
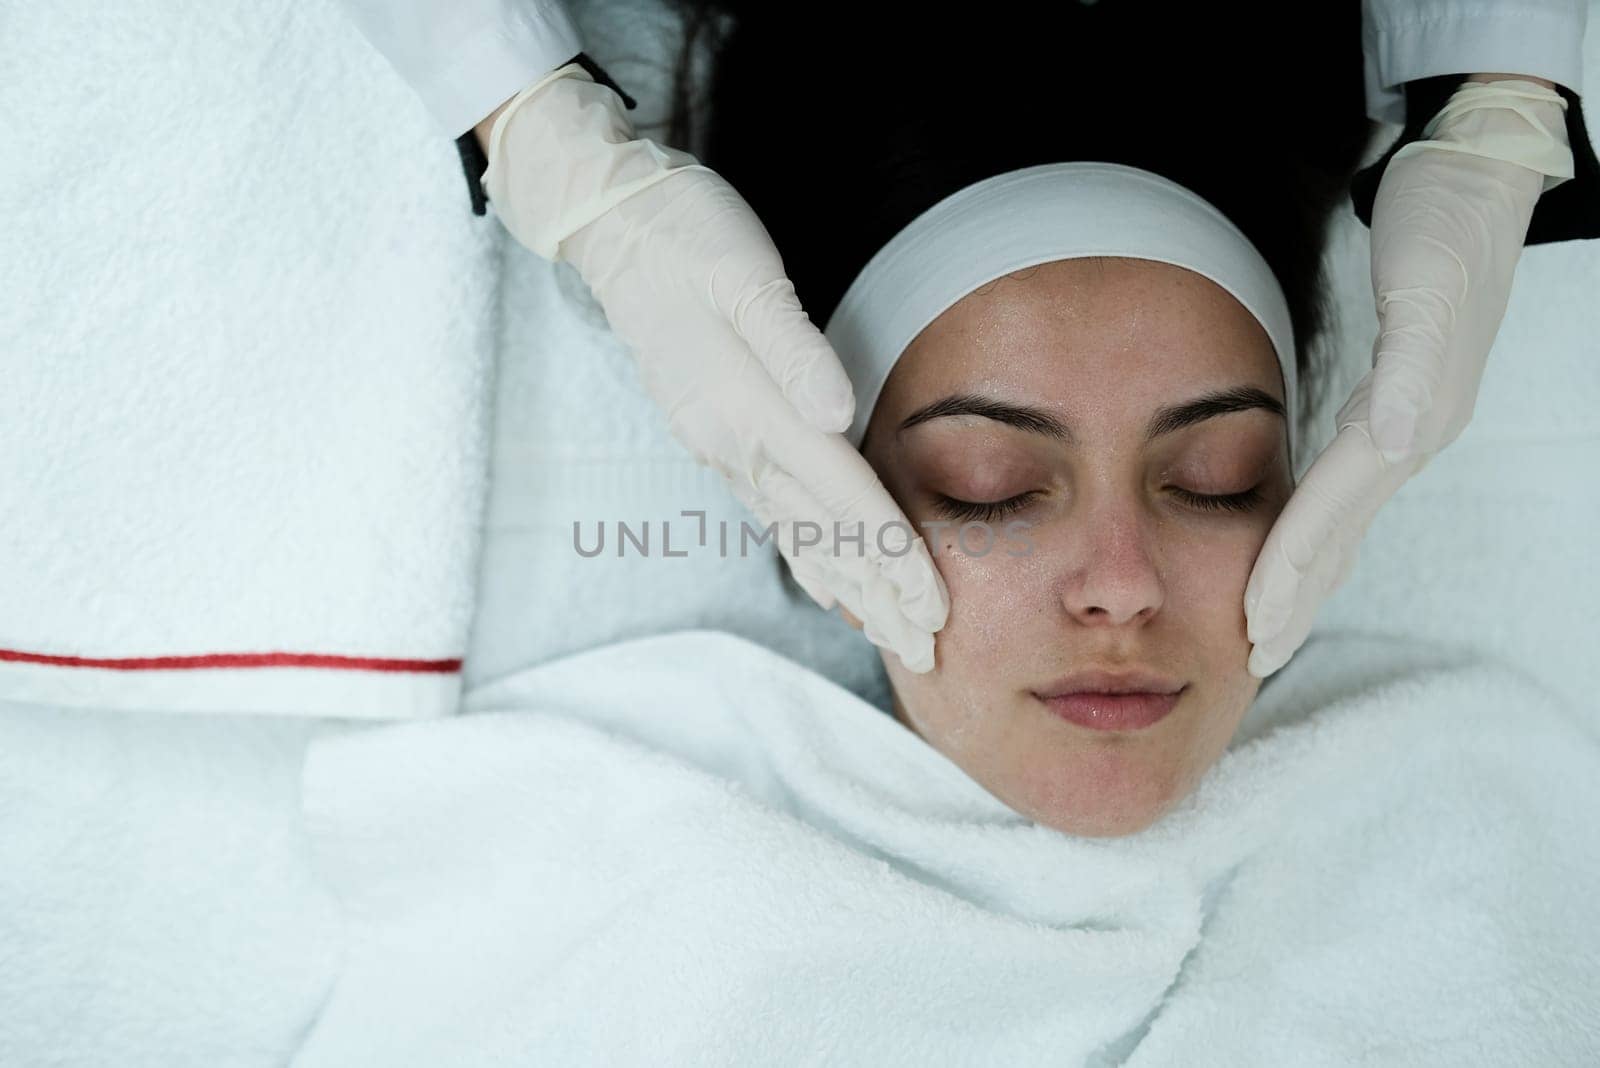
[0,697,342,1066]
[0,0,498,719]
[291,628,1600,1066]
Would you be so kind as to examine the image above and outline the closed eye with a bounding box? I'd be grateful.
[1171,486,1264,513]
[932,485,1265,522]
[930,490,1041,523]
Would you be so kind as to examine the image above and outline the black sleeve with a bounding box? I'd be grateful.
[451,53,639,219]
[1350,75,1600,245]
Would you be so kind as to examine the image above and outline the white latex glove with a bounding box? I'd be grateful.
[480,62,949,672]
[1245,76,1574,678]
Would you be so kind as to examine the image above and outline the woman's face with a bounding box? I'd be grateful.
[853,257,1293,838]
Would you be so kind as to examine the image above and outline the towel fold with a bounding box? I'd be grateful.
[0,0,499,718]
[291,628,1600,1066]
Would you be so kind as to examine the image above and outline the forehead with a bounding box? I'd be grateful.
[877,258,1281,417]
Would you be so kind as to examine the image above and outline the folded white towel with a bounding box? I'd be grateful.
[0,697,341,1066]
[0,0,499,718]
[292,628,1600,1066]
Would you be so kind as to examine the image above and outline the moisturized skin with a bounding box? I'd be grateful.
[841,258,1294,838]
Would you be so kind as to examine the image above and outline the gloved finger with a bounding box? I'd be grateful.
[752,454,940,639]
[720,450,881,621]
[771,503,942,673]
[723,468,839,612]
[732,277,857,435]
[745,461,942,673]
[658,357,867,626]
[1367,288,1453,462]
[1247,528,1350,678]
[1245,426,1380,642]
[1329,534,1362,595]
[721,461,778,528]
[1247,410,1422,647]
[752,463,940,671]
[782,550,837,612]
[857,567,937,674]
[1247,634,1289,679]
[1246,410,1420,641]
[789,546,933,673]
[757,419,949,634]
[874,535,951,636]
[651,313,945,638]
[650,310,846,481]
[831,565,937,674]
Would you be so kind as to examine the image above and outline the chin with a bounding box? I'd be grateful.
[997,751,1192,838]
[1034,803,1170,839]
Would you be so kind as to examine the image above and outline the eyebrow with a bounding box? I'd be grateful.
[897,385,1285,444]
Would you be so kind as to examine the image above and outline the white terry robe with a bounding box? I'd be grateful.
[289,626,1600,1067]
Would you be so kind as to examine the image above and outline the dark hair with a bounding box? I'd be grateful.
[661,0,1375,433]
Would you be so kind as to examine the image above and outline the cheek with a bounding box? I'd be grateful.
[1172,532,1258,603]
[885,539,1050,755]
[1163,494,1282,619]
[928,529,1059,658]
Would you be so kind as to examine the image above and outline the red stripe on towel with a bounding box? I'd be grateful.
[0,648,462,673]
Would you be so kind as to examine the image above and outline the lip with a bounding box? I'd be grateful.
[1035,689,1185,732]
[1031,668,1187,733]
[1034,668,1185,699]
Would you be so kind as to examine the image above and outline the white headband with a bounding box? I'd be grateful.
[823,161,1298,470]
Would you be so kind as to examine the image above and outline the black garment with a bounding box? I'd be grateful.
[452,51,1600,250]
[451,52,636,218]
[1350,75,1600,244]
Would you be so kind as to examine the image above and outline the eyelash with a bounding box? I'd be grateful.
[1169,486,1264,514]
[931,486,1263,522]
[931,491,1041,523]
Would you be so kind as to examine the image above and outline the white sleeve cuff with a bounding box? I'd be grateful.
[409,2,584,138]
[1362,2,1588,125]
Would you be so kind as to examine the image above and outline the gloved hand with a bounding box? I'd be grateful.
[1245,76,1574,678]
[480,62,949,672]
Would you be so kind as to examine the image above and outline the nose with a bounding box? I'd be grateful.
[1051,490,1166,627]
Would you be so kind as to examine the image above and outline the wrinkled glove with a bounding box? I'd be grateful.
[480,62,949,672]
[1245,77,1574,678]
